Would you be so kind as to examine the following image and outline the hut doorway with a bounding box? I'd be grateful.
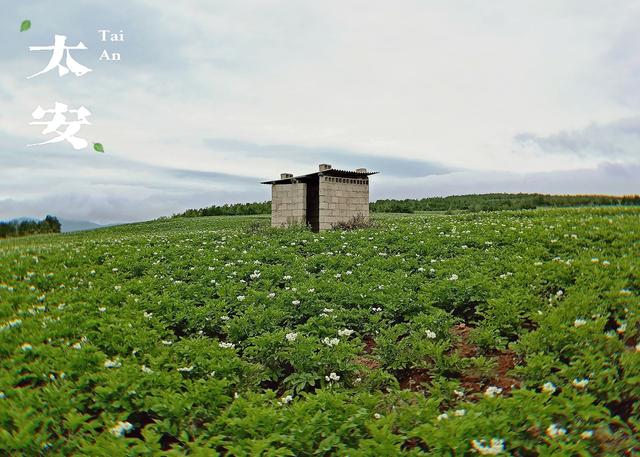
[306,177,320,232]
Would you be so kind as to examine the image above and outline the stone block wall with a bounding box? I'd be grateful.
[271,183,307,227]
[318,176,369,230]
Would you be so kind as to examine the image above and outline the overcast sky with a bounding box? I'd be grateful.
[1,0,639,223]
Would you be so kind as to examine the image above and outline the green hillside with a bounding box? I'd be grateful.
[1,208,639,455]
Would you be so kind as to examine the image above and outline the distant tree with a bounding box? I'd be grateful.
[42,215,62,233]
[0,215,62,239]
[173,201,271,218]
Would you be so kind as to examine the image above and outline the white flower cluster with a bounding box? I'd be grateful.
[104,359,121,368]
[546,423,566,438]
[471,438,505,455]
[425,330,436,339]
[109,421,134,437]
[337,329,354,337]
[572,378,589,389]
[322,337,339,347]
[249,270,261,279]
[484,386,503,398]
[573,318,587,327]
[325,372,340,382]
[219,342,235,349]
[0,319,22,331]
[177,366,194,372]
[285,332,298,342]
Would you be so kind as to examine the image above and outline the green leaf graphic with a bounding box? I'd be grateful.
[20,20,31,32]
[93,143,105,153]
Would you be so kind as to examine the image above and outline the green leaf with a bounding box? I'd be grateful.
[20,20,31,32]
[93,143,105,153]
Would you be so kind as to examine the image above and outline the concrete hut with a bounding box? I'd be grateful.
[262,164,377,231]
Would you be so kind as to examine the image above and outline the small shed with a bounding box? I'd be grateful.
[262,164,377,231]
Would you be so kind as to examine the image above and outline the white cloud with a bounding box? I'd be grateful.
[515,117,640,160]
[1,0,639,222]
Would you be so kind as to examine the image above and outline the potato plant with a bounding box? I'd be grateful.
[0,208,638,455]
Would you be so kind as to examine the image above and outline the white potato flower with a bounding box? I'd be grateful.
[109,421,133,437]
[471,438,505,455]
[546,423,567,438]
[484,386,503,398]
[572,378,589,389]
[322,337,340,347]
[104,359,121,368]
[325,372,340,382]
[542,382,556,393]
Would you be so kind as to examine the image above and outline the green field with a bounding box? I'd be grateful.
[1,208,639,456]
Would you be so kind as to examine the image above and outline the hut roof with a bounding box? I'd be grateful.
[261,168,378,185]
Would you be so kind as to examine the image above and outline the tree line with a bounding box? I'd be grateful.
[173,193,640,218]
[0,215,61,238]
[369,193,640,213]
[174,201,271,218]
